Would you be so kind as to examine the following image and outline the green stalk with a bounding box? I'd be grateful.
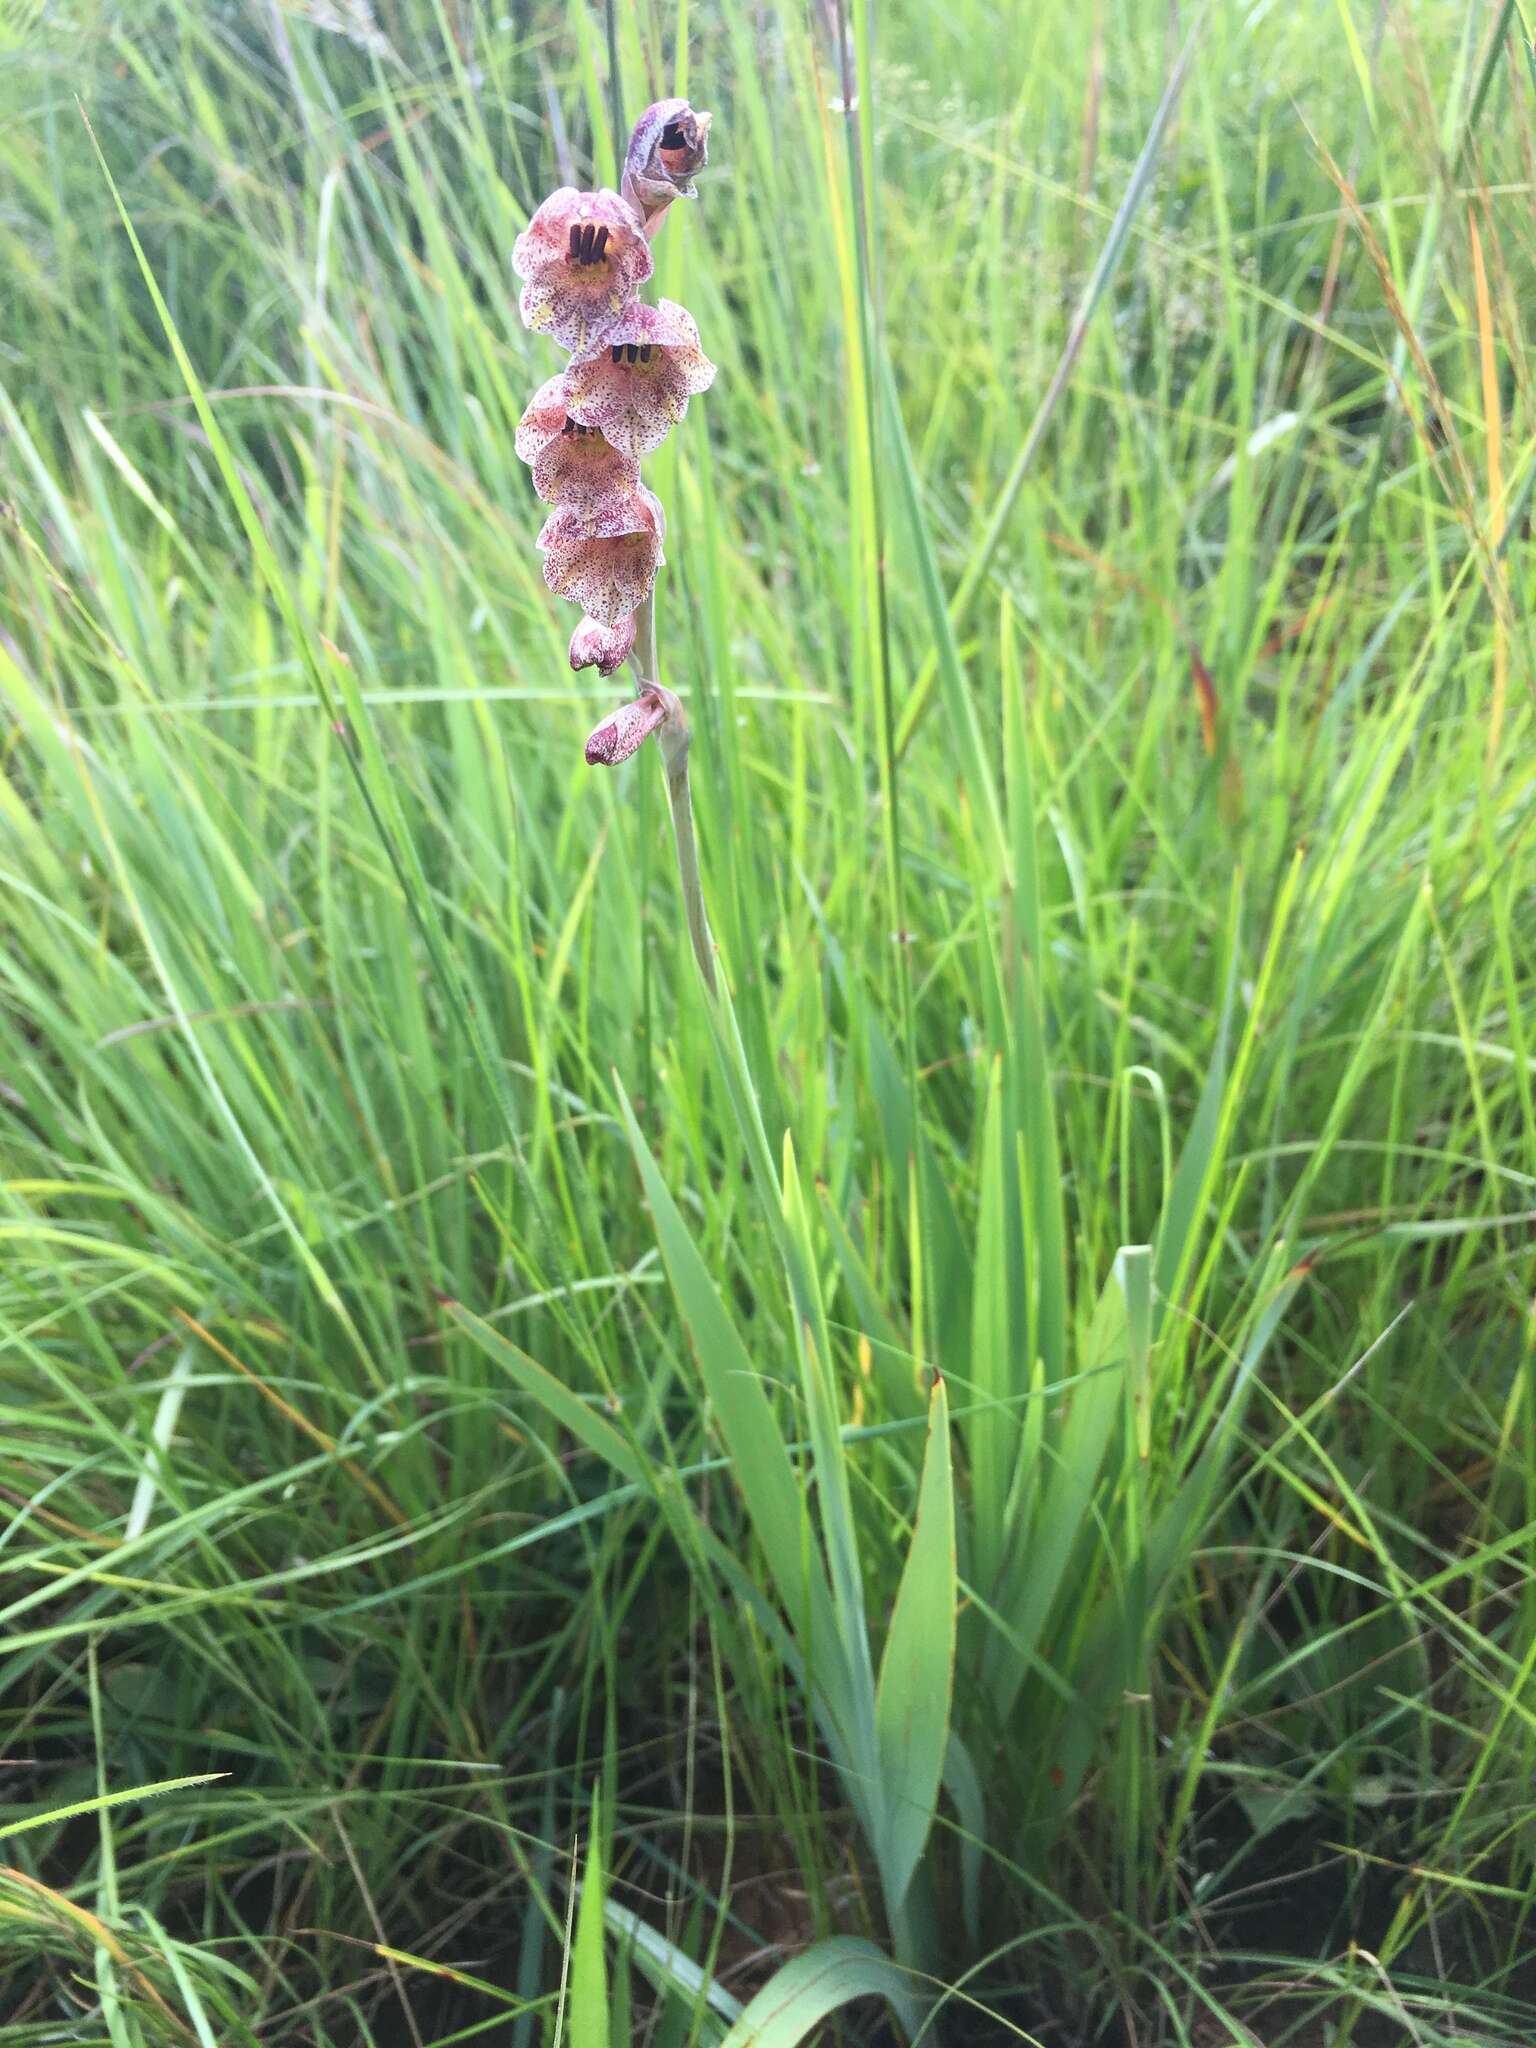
[628,588,718,996]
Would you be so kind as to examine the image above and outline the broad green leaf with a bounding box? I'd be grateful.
[875,1376,956,1915]
[864,1008,972,1368]
[815,1189,923,1417]
[717,1937,920,2047]
[1117,1245,1154,1463]
[942,1731,985,1948]
[781,1133,876,1726]
[1152,886,1240,1324]
[984,1258,1133,1715]
[602,1899,743,2030]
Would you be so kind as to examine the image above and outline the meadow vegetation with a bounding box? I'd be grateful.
[1,0,1534,2041]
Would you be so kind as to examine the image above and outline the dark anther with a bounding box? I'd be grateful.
[568,224,582,258]
[611,344,624,362]
[584,223,601,262]
[625,343,639,365]
[593,225,610,260]
[660,122,686,148]
[640,345,652,364]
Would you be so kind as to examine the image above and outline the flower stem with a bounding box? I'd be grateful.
[656,701,717,998]
[630,594,717,997]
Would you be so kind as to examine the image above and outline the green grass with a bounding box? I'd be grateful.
[2,0,1534,2041]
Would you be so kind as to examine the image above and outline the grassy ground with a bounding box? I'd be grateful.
[2,0,1534,2041]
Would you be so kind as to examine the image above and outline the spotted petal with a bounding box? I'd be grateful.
[585,688,669,766]
[517,373,641,516]
[537,486,665,626]
[563,299,716,458]
[514,375,572,464]
[568,612,639,678]
[512,188,652,356]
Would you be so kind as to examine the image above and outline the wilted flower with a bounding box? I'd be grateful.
[516,373,640,514]
[568,611,639,677]
[584,685,671,766]
[537,485,666,626]
[562,300,717,458]
[513,187,653,354]
[623,99,712,231]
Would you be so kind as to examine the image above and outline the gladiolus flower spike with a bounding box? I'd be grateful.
[513,104,716,752]
[513,99,719,993]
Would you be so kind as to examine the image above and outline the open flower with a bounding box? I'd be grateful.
[585,686,670,765]
[562,300,716,458]
[513,188,653,355]
[568,612,638,677]
[537,485,665,626]
[517,374,640,515]
[623,99,712,231]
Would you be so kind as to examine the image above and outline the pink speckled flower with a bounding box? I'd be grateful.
[514,374,572,461]
[512,188,653,355]
[568,612,638,677]
[623,99,712,232]
[516,374,640,515]
[585,686,669,766]
[562,299,716,458]
[537,485,665,626]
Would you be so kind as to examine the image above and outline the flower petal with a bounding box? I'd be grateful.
[569,613,638,678]
[512,188,652,355]
[563,306,714,457]
[515,374,572,465]
[536,483,663,548]
[532,427,640,516]
[585,688,669,766]
[538,489,665,625]
[510,187,586,277]
[604,297,706,357]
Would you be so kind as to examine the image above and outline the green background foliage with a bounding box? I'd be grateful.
[1,0,1533,2041]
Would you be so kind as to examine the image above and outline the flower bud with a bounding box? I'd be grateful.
[585,686,670,766]
[622,100,712,233]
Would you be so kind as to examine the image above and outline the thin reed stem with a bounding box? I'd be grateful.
[630,591,717,996]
